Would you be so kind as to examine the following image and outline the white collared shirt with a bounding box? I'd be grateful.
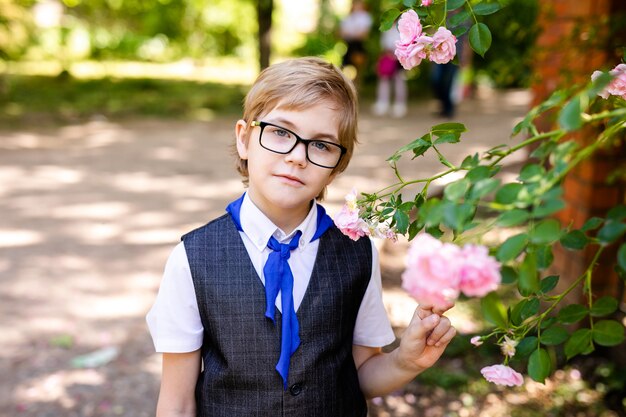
[146,193,395,353]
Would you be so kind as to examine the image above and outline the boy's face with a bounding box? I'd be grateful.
[236,100,340,225]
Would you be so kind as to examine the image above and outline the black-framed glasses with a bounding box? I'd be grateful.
[251,121,346,169]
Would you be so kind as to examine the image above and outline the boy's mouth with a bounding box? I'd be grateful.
[275,174,304,186]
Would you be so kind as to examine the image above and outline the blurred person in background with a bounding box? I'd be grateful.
[372,23,407,118]
[340,0,373,87]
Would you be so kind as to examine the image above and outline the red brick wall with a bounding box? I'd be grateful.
[531,0,626,299]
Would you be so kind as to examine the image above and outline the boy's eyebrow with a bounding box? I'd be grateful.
[267,117,339,142]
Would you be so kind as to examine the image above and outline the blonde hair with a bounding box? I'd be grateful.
[236,57,359,200]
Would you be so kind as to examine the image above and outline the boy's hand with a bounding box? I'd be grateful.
[394,303,456,372]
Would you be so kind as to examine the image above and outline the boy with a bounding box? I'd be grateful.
[146,57,455,417]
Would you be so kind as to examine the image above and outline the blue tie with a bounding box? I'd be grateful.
[225,193,334,389]
[264,233,301,388]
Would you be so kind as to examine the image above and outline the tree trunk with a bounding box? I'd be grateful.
[257,0,273,70]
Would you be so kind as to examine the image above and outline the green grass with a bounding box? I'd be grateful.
[0,73,249,123]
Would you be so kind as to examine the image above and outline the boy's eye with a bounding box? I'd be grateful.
[310,141,331,152]
[270,127,291,138]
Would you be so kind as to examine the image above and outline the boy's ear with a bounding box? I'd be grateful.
[235,119,249,159]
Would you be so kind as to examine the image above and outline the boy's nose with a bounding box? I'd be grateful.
[285,142,308,166]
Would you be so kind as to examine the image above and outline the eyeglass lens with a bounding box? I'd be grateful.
[260,124,343,168]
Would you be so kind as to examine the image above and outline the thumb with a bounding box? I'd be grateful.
[407,311,440,340]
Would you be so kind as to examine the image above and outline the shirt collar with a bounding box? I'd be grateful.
[240,192,318,252]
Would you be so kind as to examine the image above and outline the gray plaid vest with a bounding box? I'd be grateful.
[182,213,372,417]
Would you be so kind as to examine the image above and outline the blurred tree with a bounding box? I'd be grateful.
[0,0,34,61]
[257,0,273,69]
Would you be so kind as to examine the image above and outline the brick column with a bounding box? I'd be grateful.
[531,0,626,300]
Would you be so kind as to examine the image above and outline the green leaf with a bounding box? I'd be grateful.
[516,336,538,357]
[518,164,545,183]
[480,292,508,328]
[447,0,466,10]
[518,251,539,296]
[391,136,431,159]
[432,122,466,133]
[465,165,492,183]
[607,205,626,222]
[532,198,566,218]
[426,225,443,238]
[501,266,518,284]
[536,245,554,270]
[408,220,423,241]
[597,221,626,245]
[558,95,583,131]
[420,198,443,227]
[451,25,469,38]
[530,219,562,245]
[511,298,539,325]
[443,202,473,231]
[469,178,500,199]
[592,320,625,346]
[380,9,402,31]
[472,2,501,15]
[539,275,559,294]
[541,326,569,346]
[560,230,589,250]
[449,9,471,27]
[565,328,592,359]
[530,140,558,160]
[403,0,417,7]
[541,317,558,329]
[496,209,530,227]
[580,217,604,232]
[393,209,410,234]
[528,348,551,383]
[590,296,619,317]
[434,132,461,145]
[495,183,523,204]
[469,23,492,57]
[521,298,540,320]
[444,179,471,202]
[558,304,588,325]
[460,153,479,169]
[496,233,528,262]
[618,243,626,272]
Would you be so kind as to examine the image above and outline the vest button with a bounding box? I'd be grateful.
[289,383,303,396]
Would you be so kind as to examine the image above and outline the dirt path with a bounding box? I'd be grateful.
[0,91,530,416]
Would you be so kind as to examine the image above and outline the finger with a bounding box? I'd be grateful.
[410,305,434,322]
[434,326,457,348]
[407,313,440,340]
[426,316,452,345]
[431,301,455,315]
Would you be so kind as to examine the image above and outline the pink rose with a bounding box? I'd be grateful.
[458,244,501,297]
[470,336,483,346]
[429,27,457,64]
[395,35,432,70]
[334,205,369,241]
[592,63,626,100]
[591,70,610,99]
[480,364,524,386]
[401,233,461,309]
[421,0,433,6]
[397,10,422,44]
[607,63,626,99]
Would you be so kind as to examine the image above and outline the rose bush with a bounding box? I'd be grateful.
[339,0,626,387]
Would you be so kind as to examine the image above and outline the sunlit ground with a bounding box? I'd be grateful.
[1,58,259,85]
